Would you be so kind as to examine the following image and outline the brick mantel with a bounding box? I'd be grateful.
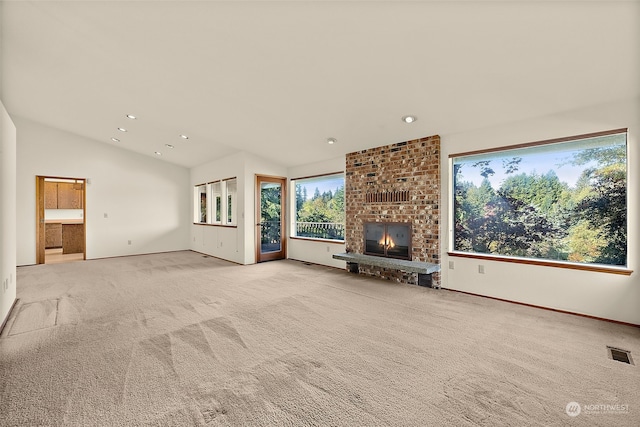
[345,135,441,286]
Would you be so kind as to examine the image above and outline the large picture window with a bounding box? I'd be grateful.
[451,130,627,268]
[291,173,345,241]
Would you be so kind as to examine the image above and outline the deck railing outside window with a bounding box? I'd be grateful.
[296,222,344,240]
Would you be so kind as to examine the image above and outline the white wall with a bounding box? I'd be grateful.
[16,118,190,265]
[190,151,287,265]
[287,156,346,269]
[190,152,246,264]
[0,100,17,327]
[243,152,288,264]
[191,153,347,267]
[441,97,640,325]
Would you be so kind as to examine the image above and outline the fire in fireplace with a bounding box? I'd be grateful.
[364,222,411,260]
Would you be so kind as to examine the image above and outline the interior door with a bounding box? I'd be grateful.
[256,175,286,262]
[36,176,46,264]
[36,176,87,264]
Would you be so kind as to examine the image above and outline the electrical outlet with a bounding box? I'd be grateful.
[193,237,196,242]
[478,265,485,274]
[128,240,132,245]
[104,213,108,218]
[449,261,454,269]
[326,246,330,252]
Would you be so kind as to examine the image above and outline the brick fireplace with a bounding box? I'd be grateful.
[345,135,440,287]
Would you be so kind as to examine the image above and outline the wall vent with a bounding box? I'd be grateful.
[607,346,634,365]
[365,190,410,204]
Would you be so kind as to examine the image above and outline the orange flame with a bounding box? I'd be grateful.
[379,234,395,248]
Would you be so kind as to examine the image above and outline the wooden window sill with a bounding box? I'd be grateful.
[193,223,238,229]
[447,252,633,276]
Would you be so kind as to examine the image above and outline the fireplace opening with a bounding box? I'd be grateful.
[364,222,411,260]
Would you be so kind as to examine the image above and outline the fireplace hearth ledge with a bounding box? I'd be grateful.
[332,253,440,288]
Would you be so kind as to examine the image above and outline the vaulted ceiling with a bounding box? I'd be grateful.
[2,1,638,168]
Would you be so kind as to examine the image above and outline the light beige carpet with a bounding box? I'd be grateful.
[1,251,638,426]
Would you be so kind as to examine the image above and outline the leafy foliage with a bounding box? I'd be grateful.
[454,140,627,266]
[261,186,282,245]
[295,183,345,240]
[574,163,627,265]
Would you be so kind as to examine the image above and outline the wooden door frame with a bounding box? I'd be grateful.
[255,175,287,263]
[35,177,45,264]
[36,175,87,264]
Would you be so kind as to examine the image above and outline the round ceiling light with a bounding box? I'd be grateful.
[327,137,337,145]
[126,114,137,120]
[179,134,189,140]
[165,144,175,149]
[111,137,120,142]
[117,127,127,132]
[402,115,417,123]
[154,151,162,156]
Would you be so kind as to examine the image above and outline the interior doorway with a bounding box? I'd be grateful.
[256,175,286,262]
[36,176,86,264]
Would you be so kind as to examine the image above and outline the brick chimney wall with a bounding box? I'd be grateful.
[345,135,440,286]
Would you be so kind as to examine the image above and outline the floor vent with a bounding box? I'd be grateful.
[607,346,634,365]
[202,255,210,258]
[303,262,313,266]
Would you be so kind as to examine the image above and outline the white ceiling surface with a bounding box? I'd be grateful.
[2,1,639,168]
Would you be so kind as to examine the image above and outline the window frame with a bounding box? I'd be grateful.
[193,177,238,228]
[224,178,237,226]
[290,171,345,243]
[211,181,222,224]
[448,128,632,276]
[194,184,208,224]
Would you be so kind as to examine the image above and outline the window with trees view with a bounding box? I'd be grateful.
[452,130,627,267]
[292,173,345,241]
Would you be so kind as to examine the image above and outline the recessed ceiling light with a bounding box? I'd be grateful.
[111,137,120,142]
[179,134,189,140]
[154,151,162,156]
[165,144,174,149]
[327,137,337,145]
[126,114,137,120]
[118,127,127,132]
[402,115,417,123]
